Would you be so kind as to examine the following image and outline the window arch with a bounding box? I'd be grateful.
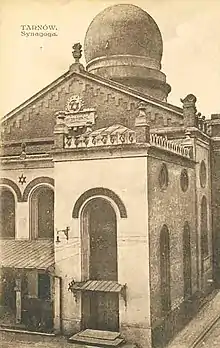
[160,225,171,314]
[30,185,54,239]
[183,222,192,298]
[201,196,208,258]
[0,187,15,238]
[72,187,127,218]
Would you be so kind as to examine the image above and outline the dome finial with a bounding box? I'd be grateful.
[72,43,82,63]
[70,42,85,72]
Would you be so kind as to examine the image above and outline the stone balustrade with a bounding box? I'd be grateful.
[150,133,191,158]
[64,128,136,149]
[63,126,190,159]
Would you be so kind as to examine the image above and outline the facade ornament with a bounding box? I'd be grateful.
[138,101,147,110]
[66,95,83,113]
[181,94,197,127]
[180,94,197,108]
[72,43,82,63]
[18,173,26,185]
[19,142,27,159]
[185,130,191,139]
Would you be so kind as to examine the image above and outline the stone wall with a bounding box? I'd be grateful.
[148,150,196,324]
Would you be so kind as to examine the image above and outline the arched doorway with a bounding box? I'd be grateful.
[81,197,119,331]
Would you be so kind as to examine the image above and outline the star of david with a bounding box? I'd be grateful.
[66,95,83,113]
[69,99,80,111]
[18,174,26,185]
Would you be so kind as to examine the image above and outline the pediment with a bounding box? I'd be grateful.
[1,69,183,156]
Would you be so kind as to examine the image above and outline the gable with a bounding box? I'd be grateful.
[1,69,184,155]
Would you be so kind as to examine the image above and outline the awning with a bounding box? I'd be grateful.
[0,239,54,270]
[69,279,125,293]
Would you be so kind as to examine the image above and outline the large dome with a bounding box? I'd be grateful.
[83,4,170,101]
[84,4,163,68]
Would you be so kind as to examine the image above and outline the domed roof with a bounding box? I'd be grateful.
[84,4,163,66]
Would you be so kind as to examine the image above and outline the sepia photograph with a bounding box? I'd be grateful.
[0,1,220,347]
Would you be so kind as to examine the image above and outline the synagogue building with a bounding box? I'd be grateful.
[0,4,220,348]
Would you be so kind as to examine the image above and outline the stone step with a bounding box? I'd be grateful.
[69,329,124,347]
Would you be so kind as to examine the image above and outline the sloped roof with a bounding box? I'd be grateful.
[0,239,54,270]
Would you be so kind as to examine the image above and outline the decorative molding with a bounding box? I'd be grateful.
[72,187,127,218]
[22,176,54,202]
[0,178,22,202]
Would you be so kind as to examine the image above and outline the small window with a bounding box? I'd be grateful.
[180,169,189,192]
[159,164,169,190]
[200,161,207,188]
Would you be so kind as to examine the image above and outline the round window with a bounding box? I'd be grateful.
[159,164,169,190]
[200,161,207,188]
[180,169,189,192]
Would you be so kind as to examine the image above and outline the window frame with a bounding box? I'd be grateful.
[29,184,54,240]
[0,186,16,239]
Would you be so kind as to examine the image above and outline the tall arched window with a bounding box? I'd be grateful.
[30,186,54,239]
[160,225,171,314]
[201,196,208,258]
[0,187,15,239]
[183,222,192,298]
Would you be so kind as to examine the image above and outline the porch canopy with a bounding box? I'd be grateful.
[0,239,54,270]
[69,280,124,293]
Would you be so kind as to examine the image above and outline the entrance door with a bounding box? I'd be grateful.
[83,292,119,332]
[82,198,119,331]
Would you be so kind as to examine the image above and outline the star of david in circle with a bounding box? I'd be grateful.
[66,95,83,113]
[18,174,26,185]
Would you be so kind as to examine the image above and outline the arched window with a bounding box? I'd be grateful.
[160,225,171,314]
[0,187,15,239]
[201,196,208,258]
[183,222,192,298]
[81,197,118,281]
[30,186,54,239]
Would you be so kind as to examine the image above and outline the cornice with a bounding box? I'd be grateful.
[0,154,54,170]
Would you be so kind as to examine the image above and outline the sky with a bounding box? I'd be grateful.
[0,0,219,118]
